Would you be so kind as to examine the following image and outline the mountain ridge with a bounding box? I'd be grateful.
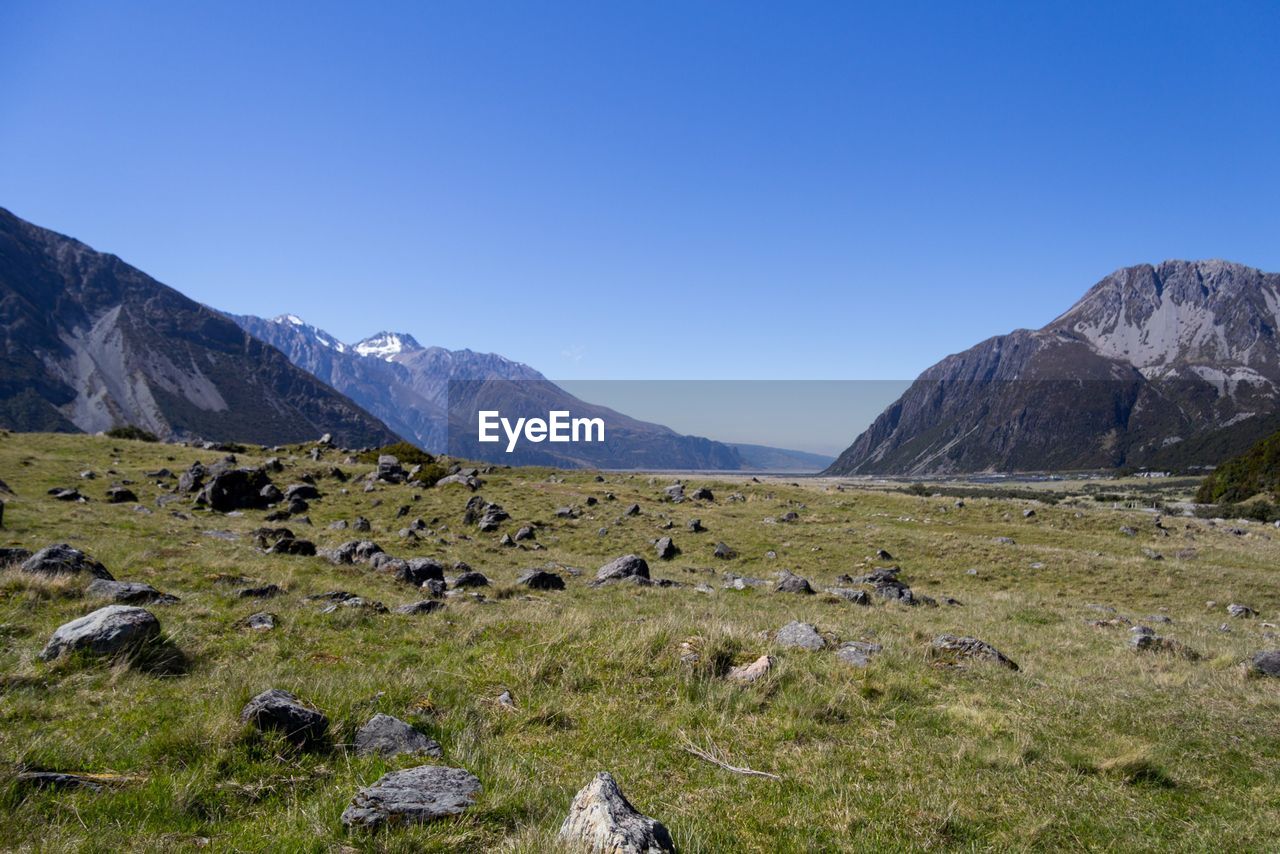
[826,259,1280,475]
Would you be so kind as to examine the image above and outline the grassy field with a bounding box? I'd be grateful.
[2,432,1280,852]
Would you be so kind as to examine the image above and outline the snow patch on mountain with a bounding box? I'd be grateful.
[354,332,421,360]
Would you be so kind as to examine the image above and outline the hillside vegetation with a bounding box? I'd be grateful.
[1,433,1280,851]
[1195,428,1280,505]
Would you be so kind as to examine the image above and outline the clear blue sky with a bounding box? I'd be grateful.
[2,1,1278,382]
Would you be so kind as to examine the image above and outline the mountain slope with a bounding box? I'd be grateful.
[234,314,745,469]
[827,260,1280,475]
[0,207,399,447]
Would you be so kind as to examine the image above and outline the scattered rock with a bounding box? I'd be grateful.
[824,587,871,605]
[105,486,138,503]
[1245,650,1280,678]
[727,654,772,683]
[354,713,443,758]
[240,688,328,747]
[624,503,641,516]
[516,569,566,590]
[239,612,277,631]
[713,542,736,560]
[39,605,161,661]
[595,554,650,585]
[930,635,1018,670]
[1130,634,1200,659]
[86,579,178,605]
[775,621,826,651]
[687,518,704,532]
[20,544,113,580]
[341,765,481,829]
[558,772,676,854]
[835,640,882,668]
[237,584,282,599]
[654,537,679,560]
[452,571,490,589]
[1228,603,1258,619]
[321,597,388,614]
[774,570,814,595]
[394,600,445,615]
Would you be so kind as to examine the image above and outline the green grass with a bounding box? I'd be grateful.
[2,432,1280,851]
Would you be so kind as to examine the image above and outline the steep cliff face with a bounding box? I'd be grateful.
[0,207,399,447]
[827,261,1280,475]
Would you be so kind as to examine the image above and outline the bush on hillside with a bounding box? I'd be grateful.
[356,441,436,467]
[1195,430,1280,504]
[106,425,159,442]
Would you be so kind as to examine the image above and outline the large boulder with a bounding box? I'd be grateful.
[558,772,676,853]
[399,557,446,586]
[39,605,160,661]
[595,554,650,585]
[239,688,328,748]
[355,713,443,758]
[20,544,113,580]
[196,469,275,512]
[1246,650,1280,678]
[341,765,482,829]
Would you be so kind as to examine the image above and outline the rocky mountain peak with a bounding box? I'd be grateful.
[354,331,423,360]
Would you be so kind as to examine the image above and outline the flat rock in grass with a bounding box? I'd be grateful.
[85,579,179,605]
[20,544,113,580]
[774,570,814,595]
[930,634,1018,670]
[321,597,388,614]
[713,542,735,560]
[776,621,826,651]
[835,640,882,668]
[15,771,105,792]
[395,600,445,615]
[355,713,443,758]
[727,654,772,684]
[595,554,650,584]
[240,688,328,747]
[39,605,161,661]
[452,571,490,589]
[516,569,565,590]
[1228,603,1258,619]
[1130,634,1200,659]
[559,772,675,854]
[239,612,277,631]
[341,765,481,829]
[1246,650,1280,678]
[824,587,871,605]
[0,547,33,567]
[237,584,281,599]
[267,537,316,556]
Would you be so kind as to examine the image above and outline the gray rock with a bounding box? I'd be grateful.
[0,546,32,566]
[86,578,178,605]
[774,570,814,595]
[39,605,161,661]
[654,537,679,560]
[394,600,445,615]
[835,640,882,668]
[690,487,713,501]
[687,518,704,532]
[595,554,650,584]
[776,621,826,651]
[624,503,641,516]
[354,713,443,758]
[105,486,138,503]
[239,688,328,747]
[516,569,566,590]
[20,544,113,580]
[930,634,1018,670]
[1246,650,1280,678]
[240,612,277,631]
[713,542,735,560]
[320,597,388,614]
[341,765,482,829]
[1130,634,1200,659]
[726,654,772,683]
[1228,603,1258,619]
[399,557,446,586]
[558,772,676,854]
[824,587,871,605]
[452,571,490,589]
[514,525,536,542]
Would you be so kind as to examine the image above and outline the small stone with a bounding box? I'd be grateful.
[354,713,443,758]
[727,654,772,683]
[654,537,679,560]
[516,569,565,590]
[394,600,445,615]
[1228,603,1258,619]
[774,570,814,595]
[930,634,1018,670]
[835,640,882,668]
[240,612,277,631]
[239,688,328,747]
[775,621,825,651]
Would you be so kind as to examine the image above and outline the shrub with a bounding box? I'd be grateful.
[356,441,435,467]
[106,425,159,442]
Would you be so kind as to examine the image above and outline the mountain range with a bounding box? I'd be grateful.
[232,314,790,470]
[826,260,1280,475]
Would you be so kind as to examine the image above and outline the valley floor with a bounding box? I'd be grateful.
[2,433,1279,852]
